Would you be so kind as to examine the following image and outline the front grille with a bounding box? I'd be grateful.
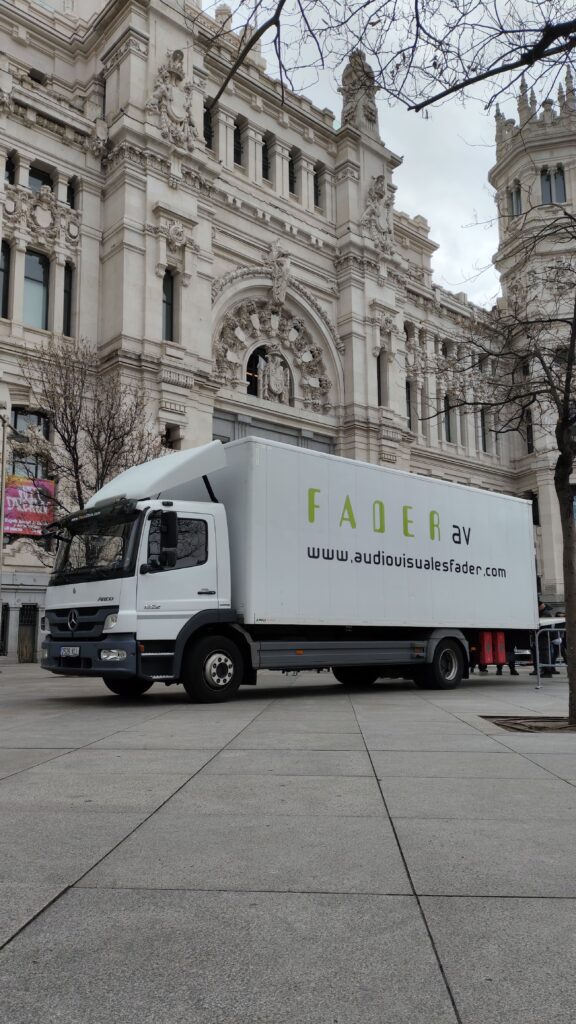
[46,606,119,641]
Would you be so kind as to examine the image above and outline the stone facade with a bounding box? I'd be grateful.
[0,0,567,655]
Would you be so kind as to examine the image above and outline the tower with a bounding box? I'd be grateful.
[488,73,576,605]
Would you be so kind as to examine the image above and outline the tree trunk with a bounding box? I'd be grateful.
[555,451,576,723]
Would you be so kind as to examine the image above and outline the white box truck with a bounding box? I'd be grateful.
[41,437,539,701]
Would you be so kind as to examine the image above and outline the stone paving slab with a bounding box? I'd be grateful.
[0,889,458,1024]
[203,747,373,776]
[0,883,65,947]
[421,896,576,1024]
[0,748,73,779]
[80,811,411,894]
[228,728,367,749]
[396,817,576,896]
[164,772,386,817]
[379,775,576,820]
[0,768,192,813]
[0,807,146,886]
[370,750,551,779]
[29,748,218,775]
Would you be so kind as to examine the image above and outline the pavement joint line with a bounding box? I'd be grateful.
[349,691,465,1024]
[70,884,576,900]
[0,693,278,954]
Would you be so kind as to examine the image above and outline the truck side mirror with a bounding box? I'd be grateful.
[159,549,177,568]
[160,510,178,549]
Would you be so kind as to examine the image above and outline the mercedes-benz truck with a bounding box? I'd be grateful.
[41,437,539,701]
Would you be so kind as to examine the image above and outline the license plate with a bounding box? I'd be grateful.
[60,646,80,657]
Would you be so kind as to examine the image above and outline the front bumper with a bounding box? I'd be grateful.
[41,635,139,677]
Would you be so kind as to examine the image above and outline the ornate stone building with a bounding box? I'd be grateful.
[0,0,568,654]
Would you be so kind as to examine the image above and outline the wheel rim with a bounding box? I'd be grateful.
[439,649,458,681]
[203,651,235,689]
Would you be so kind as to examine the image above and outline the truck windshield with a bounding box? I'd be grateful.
[49,509,141,586]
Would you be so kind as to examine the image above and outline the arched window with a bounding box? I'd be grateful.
[554,165,566,203]
[203,102,214,149]
[162,270,174,342]
[0,241,10,319]
[508,180,522,217]
[246,346,293,405]
[24,250,49,329]
[541,167,553,204]
[63,262,74,336]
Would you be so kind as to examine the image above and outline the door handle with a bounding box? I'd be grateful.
[197,589,216,595]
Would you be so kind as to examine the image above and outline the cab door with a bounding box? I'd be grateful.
[136,511,218,641]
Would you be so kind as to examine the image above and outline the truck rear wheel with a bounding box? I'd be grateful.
[332,667,380,687]
[414,639,464,690]
[182,635,244,703]
[103,676,154,697]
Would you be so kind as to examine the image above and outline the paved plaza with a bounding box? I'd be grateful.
[1,664,576,1023]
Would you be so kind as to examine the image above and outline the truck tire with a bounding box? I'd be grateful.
[103,676,154,697]
[414,639,464,690]
[332,667,380,687]
[182,635,244,703]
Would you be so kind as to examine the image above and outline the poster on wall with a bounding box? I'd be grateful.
[4,476,55,535]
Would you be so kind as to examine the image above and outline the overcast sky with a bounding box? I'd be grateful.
[313,70,504,308]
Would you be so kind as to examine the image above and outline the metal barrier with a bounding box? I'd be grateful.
[534,627,567,689]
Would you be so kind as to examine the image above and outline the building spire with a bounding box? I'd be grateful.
[517,74,530,125]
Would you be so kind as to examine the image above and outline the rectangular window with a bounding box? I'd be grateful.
[233,122,243,166]
[405,380,413,429]
[29,167,53,193]
[525,409,534,454]
[147,514,208,570]
[262,139,270,181]
[5,156,15,185]
[0,241,10,319]
[444,395,453,443]
[162,271,174,342]
[63,263,73,336]
[66,182,76,209]
[24,250,49,329]
[12,408,50,438]
[288,154,296,195]
[203,104,213,149]
[313,168,321,208]
[480,408,488,452]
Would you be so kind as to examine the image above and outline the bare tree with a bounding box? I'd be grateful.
[15,335,162,515]
[405,205,576,716]
[188,1,576,111]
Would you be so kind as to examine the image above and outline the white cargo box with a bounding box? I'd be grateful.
[190,437,538,631]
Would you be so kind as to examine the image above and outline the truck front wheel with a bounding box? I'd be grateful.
[103,676,154,697]
[414,639,464,690]
[182,635,244,703]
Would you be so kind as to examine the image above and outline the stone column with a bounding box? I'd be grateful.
[49,251,66,334]
[53,172,68,205]
[9,237,26,325]
[246,126,263,184]
[0,148,6,245]
[270,141,289,197]
[214,107,235,169]
[15,156,30,189]
[299,156,315,211]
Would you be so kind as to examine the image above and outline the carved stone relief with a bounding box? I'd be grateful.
[3,185,81,252]
[146,49,197,152]
[214,300,333,412]
[360,175,394,253]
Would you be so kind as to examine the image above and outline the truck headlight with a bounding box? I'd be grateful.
[100,649,127,661]
[103,613,118,631]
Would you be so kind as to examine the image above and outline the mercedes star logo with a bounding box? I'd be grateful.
[67,609,79,632]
